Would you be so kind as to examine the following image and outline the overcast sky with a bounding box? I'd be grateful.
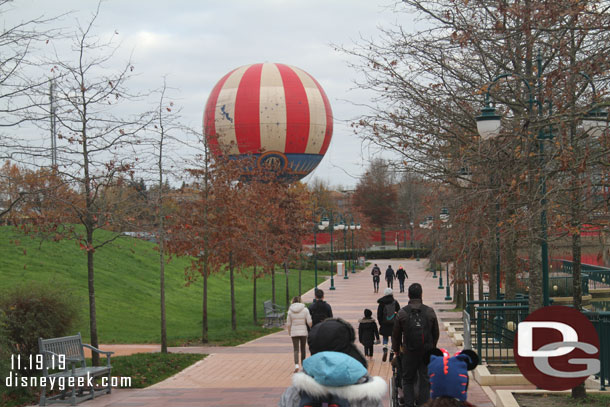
[10,0,412,188]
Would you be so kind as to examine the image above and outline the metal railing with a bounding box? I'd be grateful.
[463,310,472,350]
[583,311,610,390]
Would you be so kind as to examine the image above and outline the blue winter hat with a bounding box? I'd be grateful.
[303,351,368,387]
[428,349,479,402]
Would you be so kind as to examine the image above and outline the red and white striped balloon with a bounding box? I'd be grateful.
[203,62,333,180]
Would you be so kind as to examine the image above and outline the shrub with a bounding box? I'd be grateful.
[0,282,81,375]
[316,248,430,260]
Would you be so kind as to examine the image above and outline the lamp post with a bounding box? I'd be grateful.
[438,262,444,289]
[445,262,452,301]
[475,52,607,306]
[317,214,335,290]
[313,208,328,288]
[351,222,360,273]
[409,221,414,248]
[329,214,342,289]
[338,217,349,280]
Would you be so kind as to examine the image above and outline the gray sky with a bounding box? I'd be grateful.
[11,0,410,188]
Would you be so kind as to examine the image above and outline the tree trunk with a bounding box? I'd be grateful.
[159,237,167,353]
[253,266,258,325]
[285,261,290,309]
[505,227,518,301]
[455,261,467,309]
[202,261,208,343]
[86,232,99,366]
[230,252,236,331]
[271,265,276,304]
[529,236,543,312]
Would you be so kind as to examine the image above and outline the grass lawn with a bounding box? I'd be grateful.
[0,226,321,344]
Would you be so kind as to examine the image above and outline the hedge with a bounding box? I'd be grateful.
[316,248,430,261]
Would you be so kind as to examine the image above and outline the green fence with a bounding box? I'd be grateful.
[583,311,610,390]
[466,299,610,389]
[465,300,530,364]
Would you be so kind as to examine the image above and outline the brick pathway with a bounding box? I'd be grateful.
[72,259,493,407]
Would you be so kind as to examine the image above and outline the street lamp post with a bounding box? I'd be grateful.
[351,223,360,273]
[476,52,607,306]
[445,262,452,301]
[341,218,349,280]
[438,260,444,289]
[409,221,414,248]
[313,208,328,288]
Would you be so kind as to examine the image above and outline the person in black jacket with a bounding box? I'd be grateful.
[358,309,379,360]
[377,288,400,362]
[371,264,382,293]
[396,265,408,293]
[308,289,333,326]
[392,283,440,407]
[385,265,396,289]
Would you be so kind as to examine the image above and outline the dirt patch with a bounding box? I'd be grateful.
[514,393,610,407]
[487,365,520,374]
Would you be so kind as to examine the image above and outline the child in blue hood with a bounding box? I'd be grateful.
[278,318,387,407]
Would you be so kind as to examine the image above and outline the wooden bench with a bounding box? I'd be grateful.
[263,300,285,327]
[38,333,114,406]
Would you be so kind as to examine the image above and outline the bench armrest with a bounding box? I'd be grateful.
[83,344,113,367]
[82,343,115,356]
[270,303,285,312]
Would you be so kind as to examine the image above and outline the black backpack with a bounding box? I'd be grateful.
[299,392,350,407]
[310,301,329,326]
[403,306,427,351]
[383,301,397,322]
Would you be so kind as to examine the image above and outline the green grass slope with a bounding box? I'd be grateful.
[0,226,319,344]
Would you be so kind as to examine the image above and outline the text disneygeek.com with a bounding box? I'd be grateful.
[5,372,132,391]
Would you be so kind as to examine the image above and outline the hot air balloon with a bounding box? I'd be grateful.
[203,63,333,181]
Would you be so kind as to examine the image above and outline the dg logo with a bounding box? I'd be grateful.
[514,305,600,390]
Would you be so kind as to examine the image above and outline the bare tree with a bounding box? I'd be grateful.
[20,5,152,365]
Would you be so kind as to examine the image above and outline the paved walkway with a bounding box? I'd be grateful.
[72,259,493,407]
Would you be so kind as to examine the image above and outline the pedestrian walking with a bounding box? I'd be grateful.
[396,265,408,293]
[286,296,312,372]
[392,283,440,407]
[385,264,396,289]
[278,318,387,407]
[358,309,380,360]
[371,264,382,293]
[308,288,333,327]
[376,287,400,362]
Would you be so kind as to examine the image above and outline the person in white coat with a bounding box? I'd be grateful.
[286,296,312,372]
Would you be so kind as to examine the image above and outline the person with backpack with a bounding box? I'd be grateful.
[385,265,396,289]
[396,265,408,293]
[357,308,380,360]
[278,318,387,407]
[376,288,400,362]
[371,264,382,293]
[392,283,440,407]
[308,288,333,327]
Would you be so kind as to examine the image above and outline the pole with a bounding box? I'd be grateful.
[496,202,501,299]
[330,214,335,290]
[438,262,444,289]
[445,262,452,300]
[343,228,349,279]
[536,51,550,307]
[314,225,318,288]
[351,227,356,273]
